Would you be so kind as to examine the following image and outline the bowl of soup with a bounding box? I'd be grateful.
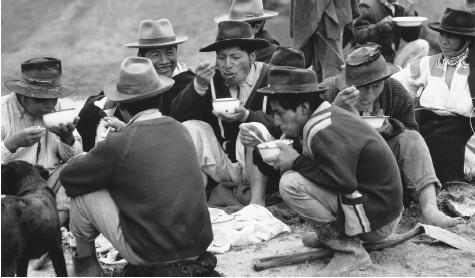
[43,108,77,129]
[257,139,294,163]
[361,116,389,129]
[212,98,240,114]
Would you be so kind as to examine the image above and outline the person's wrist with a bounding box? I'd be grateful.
[60,134,75,146]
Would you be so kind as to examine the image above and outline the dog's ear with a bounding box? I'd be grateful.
[34,165,50,181]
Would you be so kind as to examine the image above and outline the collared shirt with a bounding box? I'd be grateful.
[1,93,83,171]
[173,61,188,77]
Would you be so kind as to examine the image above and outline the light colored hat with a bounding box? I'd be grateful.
[103,57,175,103]
[4,57,76,98]
[215,0,278,23]
[125,19,188,48]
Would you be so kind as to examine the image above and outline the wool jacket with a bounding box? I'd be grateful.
[292,102,403,230]
[170,63,280,161]
[76,70,195,151]
[60,112,212,262]
[321,77,418,139]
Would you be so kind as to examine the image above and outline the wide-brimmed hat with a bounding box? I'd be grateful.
[258,67,324,95]
[104,57,175,103]
[4,57,77,99]
[125,19,188,48]
[200,21,269,52]
[215,0,279,23]
[335,43,400,88]
[428,8,475,38]
[269,46,305,68]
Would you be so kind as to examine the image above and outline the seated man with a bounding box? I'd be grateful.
[215,0,280,63]
[60,57,215,276]
[170,21,280,207]
[2,57,82,228]
[256,66,403,275]
[76,18,195,151]
[321,43,462,227]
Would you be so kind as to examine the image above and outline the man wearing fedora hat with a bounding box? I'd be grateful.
[171,20,279,208]
[2,57,83,228]
[76,18,195,152]
[322,43,463,228]
[215,0,280,63]
[60,57,215,276]
[255,66,403,275]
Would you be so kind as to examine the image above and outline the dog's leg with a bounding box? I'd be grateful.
[49,232,68,277]
[16,257,29,277]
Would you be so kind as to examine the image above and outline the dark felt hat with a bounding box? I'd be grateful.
[428,8,475,38]
[269,46,306,68]
[258,67,324,95]
[4,57,77,98]
[335,43,400,88]
[199,21,269,52]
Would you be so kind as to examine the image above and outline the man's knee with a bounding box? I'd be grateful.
[279,171,304,201]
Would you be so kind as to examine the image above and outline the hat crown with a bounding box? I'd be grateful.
[270,46,305,68]
[216,21,254,41]
[21,57,62,86]
[440,8,475,31]
[345,43,382,66]
[229,0,264,19]
[138,19,175,40]
[266,67,321,93]
[116,57,162,96]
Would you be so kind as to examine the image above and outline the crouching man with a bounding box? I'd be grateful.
[60,57,215,276]
[256,66,403,275]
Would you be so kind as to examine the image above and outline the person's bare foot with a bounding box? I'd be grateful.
[422,208,465,228]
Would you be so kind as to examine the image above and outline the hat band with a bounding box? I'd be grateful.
[117,80,158,95]
[138,36,176,45]
[270,83,320,92]
[440,23,475,33]
[230,11,265,19]
[22,76,61,87]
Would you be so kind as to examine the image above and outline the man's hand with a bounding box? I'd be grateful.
[4,126,46,152]
[195,60,216,88]
[275,141,300,173]
[213,107,248,123]
[103,116,126,133]
[48,116,80,146]
[376,118,394,136]
[239,123,265,148]
[333,86,359,115]
[378,16,395,32]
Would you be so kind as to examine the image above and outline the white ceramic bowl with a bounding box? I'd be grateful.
[212,98,240,114]
[392,16,427,27]
[257,139,294,163]
[43,108,77,129]
[361,116,389,129]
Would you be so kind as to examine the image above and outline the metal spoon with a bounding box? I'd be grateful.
[248,130,265,144]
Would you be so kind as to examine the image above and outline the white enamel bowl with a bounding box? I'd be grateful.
[257,139,294,163]
[43,108,77,129]
[392,16,427,27]
[361,116,389,129]
[212,98,240,114]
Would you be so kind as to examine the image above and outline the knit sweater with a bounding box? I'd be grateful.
[60,113,212,262]
[292,102,403,230]
[321,77,418,138]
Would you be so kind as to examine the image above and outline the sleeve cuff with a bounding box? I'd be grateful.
[193,79,208,96]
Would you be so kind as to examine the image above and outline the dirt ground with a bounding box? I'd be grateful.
[28,184,475,277]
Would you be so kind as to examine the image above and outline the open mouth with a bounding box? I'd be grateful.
[154,65,172,74]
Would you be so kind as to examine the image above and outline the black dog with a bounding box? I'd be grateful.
[1,160,67,277]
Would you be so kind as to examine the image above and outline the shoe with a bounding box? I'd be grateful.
[314,221,372,276]
[71,251,105,277]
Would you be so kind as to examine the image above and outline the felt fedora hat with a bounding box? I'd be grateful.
[4,57,77,98]
[258,67,324,95]
[125,19,188,48]
[103,57,175,103]
[335,43,400,88]
[428,8,475,38]
[269,46,306,68]
[199,21,269,52]
[215,0,279,23]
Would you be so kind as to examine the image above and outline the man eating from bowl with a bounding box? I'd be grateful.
[255,65,403,276]
[170,21,280,208]
[320,43,463,228]
[1,57,83,229]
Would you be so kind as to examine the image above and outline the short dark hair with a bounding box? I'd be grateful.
[269,93,324,112]
[119,94,162,116]
[137,45,178,57]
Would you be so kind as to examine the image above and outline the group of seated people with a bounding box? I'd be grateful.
[1,0,474,276]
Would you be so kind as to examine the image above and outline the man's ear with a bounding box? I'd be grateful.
[249,51,256,64]
[298,102,311,116]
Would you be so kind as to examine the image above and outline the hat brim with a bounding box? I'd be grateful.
[103,76,175,103]
[427,22,475,38]
[214,10,279,23]
[257,86,326,95]
[335,63,400,89]
[200,38,269,52]
[4,79,77,98]
[125,35,188,48]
